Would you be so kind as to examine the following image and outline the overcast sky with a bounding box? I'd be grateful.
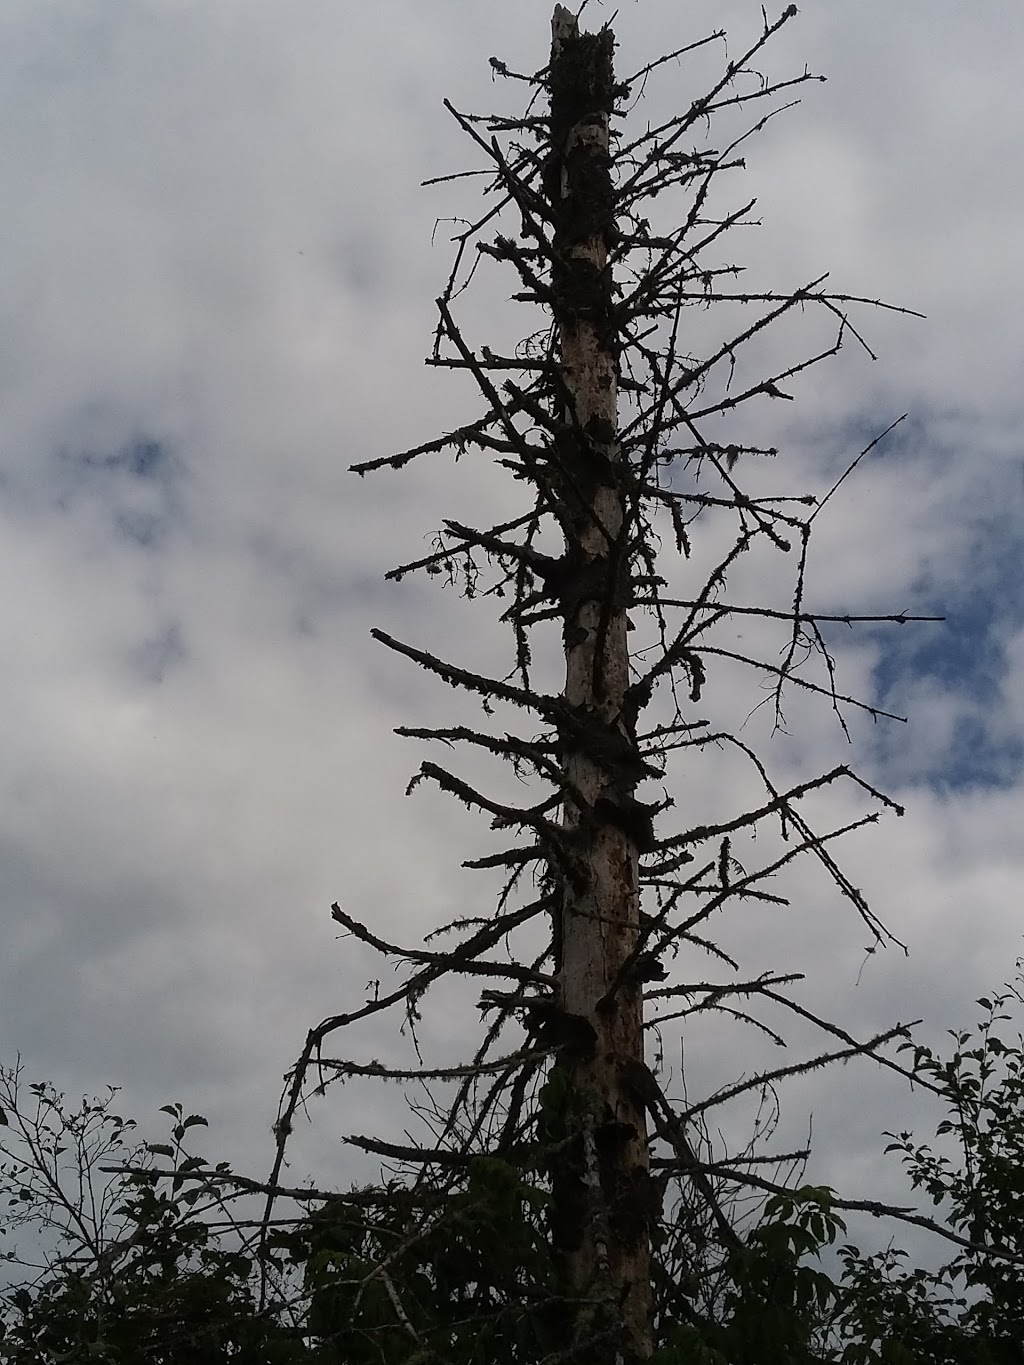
[1,0,1022,1256]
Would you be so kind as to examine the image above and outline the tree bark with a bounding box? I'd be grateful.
[548,8,653,1359]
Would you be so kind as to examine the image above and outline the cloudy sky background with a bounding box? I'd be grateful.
[1,0,1022,1258]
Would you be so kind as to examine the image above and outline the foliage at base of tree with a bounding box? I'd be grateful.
[3,971,1024,1363]
[0,1077,302,1363]
[829,974,1024,1365]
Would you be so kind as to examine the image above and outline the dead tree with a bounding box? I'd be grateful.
[266,7,935,1361]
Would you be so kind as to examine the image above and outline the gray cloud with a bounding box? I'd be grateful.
[0,0,1019,1249]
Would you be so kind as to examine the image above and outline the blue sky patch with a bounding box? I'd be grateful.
[868,514,1024,791]
[53,433,184,550]
[61,435,176,483]
[134,622,186,684]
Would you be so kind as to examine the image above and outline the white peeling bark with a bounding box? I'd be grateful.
[548,8,653,1359]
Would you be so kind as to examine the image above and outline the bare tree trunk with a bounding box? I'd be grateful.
[272,7,917,1360]
[548,9,653,1358]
